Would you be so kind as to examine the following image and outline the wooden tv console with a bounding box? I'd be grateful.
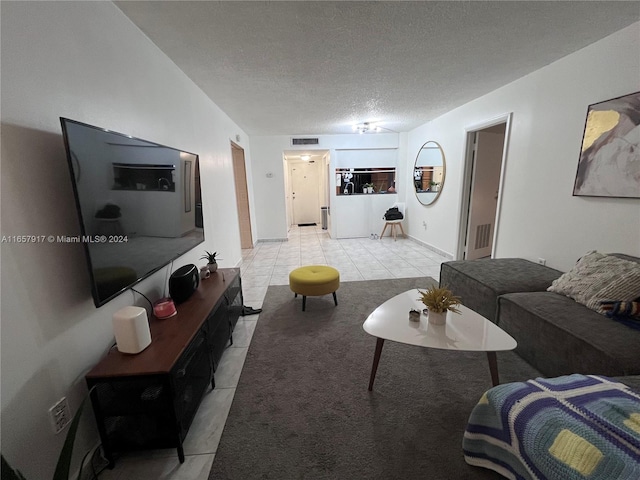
[86,268,242,467]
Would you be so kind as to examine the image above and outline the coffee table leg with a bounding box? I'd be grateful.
[368,338,385,391]
[486,351,499,386]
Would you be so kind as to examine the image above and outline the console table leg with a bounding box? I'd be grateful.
[487,351,499,386]
[368,338,385,391]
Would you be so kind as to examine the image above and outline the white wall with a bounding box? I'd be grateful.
[250,133,400,240]
[0,2,250,477]
[406,23,640,270]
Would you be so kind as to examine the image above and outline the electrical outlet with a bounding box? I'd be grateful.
[537,258,546,266]
[49,397,71,434]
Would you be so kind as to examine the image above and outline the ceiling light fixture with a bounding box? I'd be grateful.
[352,122,382,134]
[300,154,311,161]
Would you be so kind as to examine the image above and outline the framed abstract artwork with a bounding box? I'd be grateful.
[573,91,640,198]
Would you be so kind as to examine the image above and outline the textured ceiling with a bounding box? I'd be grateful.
[116,1,639,136]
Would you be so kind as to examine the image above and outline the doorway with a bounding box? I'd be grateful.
[283,150,330,228]
[231,142,253,249]
[290,162,320,225]
[457,115,511,260]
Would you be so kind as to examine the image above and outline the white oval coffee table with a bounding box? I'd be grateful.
[363,289,517,391]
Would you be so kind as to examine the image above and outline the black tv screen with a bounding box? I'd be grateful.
[60,118,204,307]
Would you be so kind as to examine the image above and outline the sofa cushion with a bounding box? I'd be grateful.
[547,251,640,313]
[439,258,562,323]
[615,374,640,393]
[497,291,640,378]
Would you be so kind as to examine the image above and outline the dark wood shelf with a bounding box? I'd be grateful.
[86,268,243,467]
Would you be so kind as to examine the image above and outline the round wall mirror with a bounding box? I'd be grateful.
[414,141,445,205]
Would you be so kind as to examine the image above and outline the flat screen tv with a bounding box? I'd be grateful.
[60,118,204,307]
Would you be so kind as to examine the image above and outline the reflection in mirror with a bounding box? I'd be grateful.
[61,119,204,306]
[414,141,445,205]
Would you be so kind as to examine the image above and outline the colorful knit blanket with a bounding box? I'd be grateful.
[463,375,640,480]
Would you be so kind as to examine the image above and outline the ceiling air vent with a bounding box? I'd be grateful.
[291,137,319,146]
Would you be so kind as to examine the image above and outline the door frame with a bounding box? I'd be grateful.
[231,141,254,249]
[456,113,512,260]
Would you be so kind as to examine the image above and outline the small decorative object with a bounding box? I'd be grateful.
[112,306,152,353]
[200,250,221,273]
[573,91,640,198]
[417,286,462,325]
[169,264,200,304]
[153,297,177,319]
[409,309,421,322]
[200,266,210,280]
[363,183,375,194]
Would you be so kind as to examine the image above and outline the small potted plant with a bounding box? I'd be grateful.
[200,251,221,273]
[429,181,440,192]
[417,286,461,325]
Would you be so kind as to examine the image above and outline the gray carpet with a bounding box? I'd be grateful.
[209,278,542,480]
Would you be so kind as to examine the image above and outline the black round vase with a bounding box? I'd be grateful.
[169,264,200,304]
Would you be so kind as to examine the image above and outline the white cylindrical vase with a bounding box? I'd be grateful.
[112,306,152,354]
[428,310,447,325]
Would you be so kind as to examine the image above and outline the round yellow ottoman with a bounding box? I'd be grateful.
[289,265,340,312]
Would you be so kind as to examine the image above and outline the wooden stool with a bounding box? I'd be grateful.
[289,266,340,312]
[380,220,406,241]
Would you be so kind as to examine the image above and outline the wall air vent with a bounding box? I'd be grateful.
[291,137,319,146]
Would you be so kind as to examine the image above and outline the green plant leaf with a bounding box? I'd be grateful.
[200,251,219,262]
[52,387,95,480]
[2,386,96,480]
[1,455,27,480]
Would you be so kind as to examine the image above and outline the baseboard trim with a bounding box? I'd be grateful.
[407,236,454,260]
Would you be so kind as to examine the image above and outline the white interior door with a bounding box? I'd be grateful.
[466,125,506,260]
[290,162,320,225]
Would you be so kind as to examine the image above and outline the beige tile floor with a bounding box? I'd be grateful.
[98,226,447,479]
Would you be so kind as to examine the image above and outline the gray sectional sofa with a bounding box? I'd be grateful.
[440,255,640,381]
